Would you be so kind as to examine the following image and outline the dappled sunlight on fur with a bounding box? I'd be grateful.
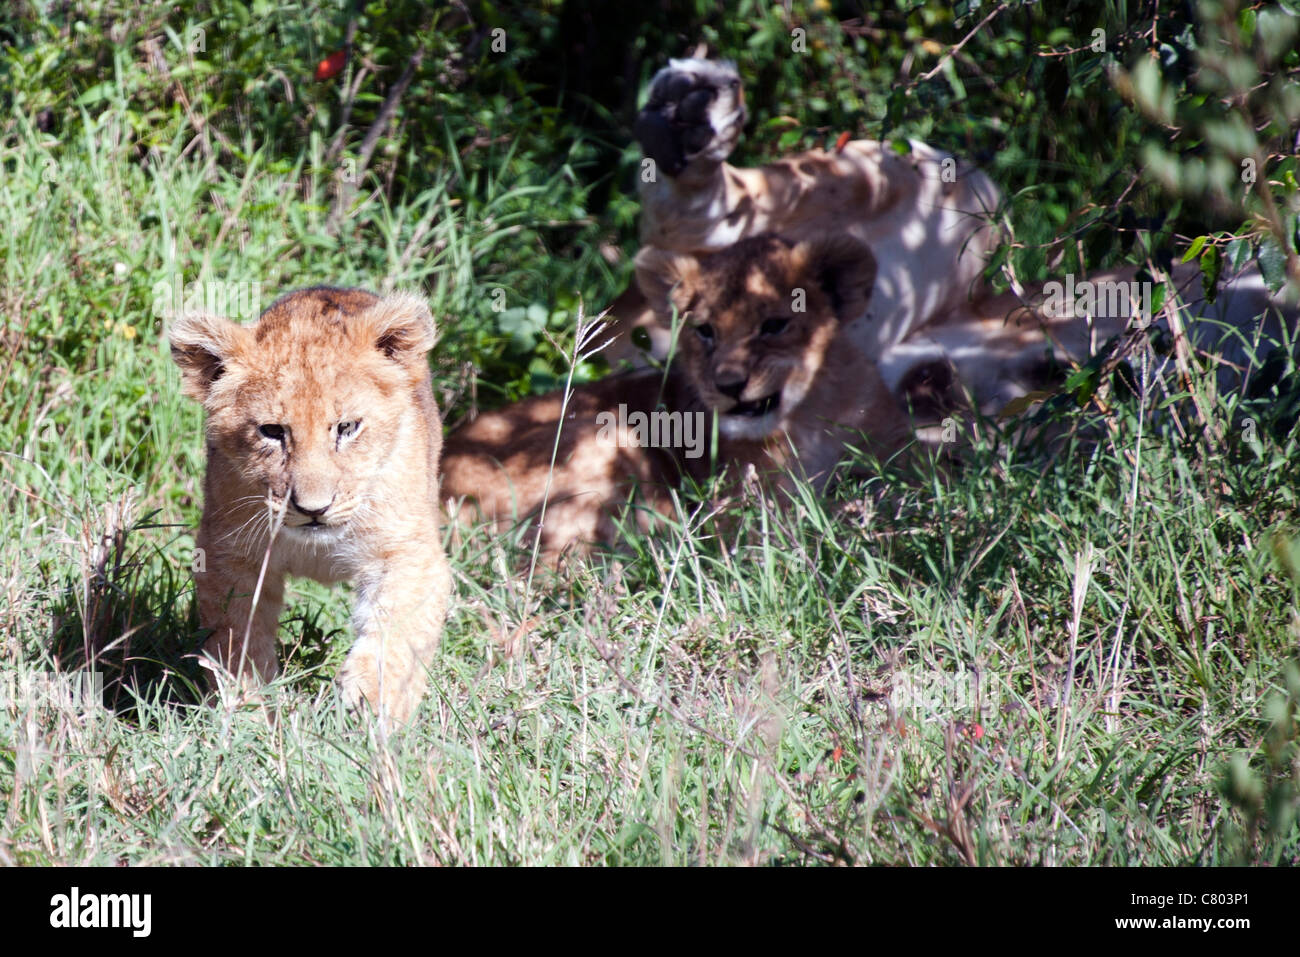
[441,234,912,560]
[606,57,1002,373]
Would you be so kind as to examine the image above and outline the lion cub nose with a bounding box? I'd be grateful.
[715,374,748,400]
[290,491,334,519]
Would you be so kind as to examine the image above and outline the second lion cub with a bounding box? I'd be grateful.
[442,234,910,557]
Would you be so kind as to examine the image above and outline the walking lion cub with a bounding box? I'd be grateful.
[170,286,451,726]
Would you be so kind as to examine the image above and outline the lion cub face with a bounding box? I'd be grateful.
[170,288,437,542]
[635,234,877,441]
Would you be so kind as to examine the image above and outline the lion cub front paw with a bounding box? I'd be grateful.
[338,646,425,728]
[634,58,747,177]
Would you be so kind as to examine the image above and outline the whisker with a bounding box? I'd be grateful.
[221,507,267,552]
[212,493,272,523]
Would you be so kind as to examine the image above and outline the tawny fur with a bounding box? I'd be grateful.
[608,58,1002,371]
[441,370,687,557]
[610,59,1296,420]
[442,234,912,558]
[170,286,451,726]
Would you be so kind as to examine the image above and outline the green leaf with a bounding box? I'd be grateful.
[1150,281,1168,317]
[75,81,114,106]
[1072,54,1106,86]
[1064,366,1100,406]
[777,129,804,150]
[1200,245,1222,303]
[1238,7,1258,45]
[1226,237,1252,272]
[1131,57,1171,122]
[1258,238,1288,292]
[997,390,1054,419]
[496,302,549,352]
[1181,234,1208,263]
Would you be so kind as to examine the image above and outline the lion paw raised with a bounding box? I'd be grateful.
[634,58,747,178]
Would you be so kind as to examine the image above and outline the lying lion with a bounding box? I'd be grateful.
[441,233,911,558]
[606,57,1002,378]
[610,57,1295,417]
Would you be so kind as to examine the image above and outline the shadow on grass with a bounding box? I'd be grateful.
[42,509,352,724]
[44,510,207,721]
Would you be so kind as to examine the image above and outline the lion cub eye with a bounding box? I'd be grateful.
[336,420,360,439]
[694,323,716,346]
[259,424,286,441]
[760,317,789,337]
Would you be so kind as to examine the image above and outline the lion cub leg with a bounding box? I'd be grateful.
[194,547,285,694]
[338,541,452,726]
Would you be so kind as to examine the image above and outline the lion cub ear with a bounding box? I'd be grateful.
[634,247,702,319]
[365,292,437,363]
[792,235,878,322]
[169,312,250,401]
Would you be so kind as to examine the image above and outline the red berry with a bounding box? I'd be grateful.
[314,49,347,81]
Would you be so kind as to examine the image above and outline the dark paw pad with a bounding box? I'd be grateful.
[634,59,746,178]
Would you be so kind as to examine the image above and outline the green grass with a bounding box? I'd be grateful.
[5,333,1299,864]
[2,0,1298,866]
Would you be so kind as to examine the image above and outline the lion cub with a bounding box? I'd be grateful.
[442,234,911,557]
[170,286,452,726]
